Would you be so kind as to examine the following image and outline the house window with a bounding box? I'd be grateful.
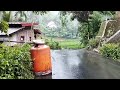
[34,34,36,39]
[20,36,24,41]
[29,37,31,41]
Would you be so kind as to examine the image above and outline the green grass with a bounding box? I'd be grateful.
[59,39,83,49]
[45,37,85,49]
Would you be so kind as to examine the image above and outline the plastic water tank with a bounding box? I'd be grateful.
[30,40,52,76]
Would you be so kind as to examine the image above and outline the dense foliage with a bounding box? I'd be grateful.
[0,44,34,79]
[99,43,120,61]
[0,20,9,33]
[88,38,100,49]
[77,11,115,45]
[2,11,11,22]
[38,12,79,39]
[45,37,85,49]
[60,11,115,46]
[45,38,61,49]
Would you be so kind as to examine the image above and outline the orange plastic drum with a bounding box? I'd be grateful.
[30,44,52,75]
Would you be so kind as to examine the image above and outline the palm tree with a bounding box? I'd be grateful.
[14,11,28,22]
[2,11,11,22]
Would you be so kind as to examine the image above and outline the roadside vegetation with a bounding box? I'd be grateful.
[0,44,33,79]
[99,43,120,62]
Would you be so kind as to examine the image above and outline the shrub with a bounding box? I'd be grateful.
[99,43,120,60]
[0,44,34,79]
[45,39,61,49]
[88,38,100,49]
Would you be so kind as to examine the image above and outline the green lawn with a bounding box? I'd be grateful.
[46,37,84,49]
[59,39,82,49]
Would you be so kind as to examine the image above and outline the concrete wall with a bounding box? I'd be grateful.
[104,20,118,38]
[96,20,118,39]
[106,30,120,43]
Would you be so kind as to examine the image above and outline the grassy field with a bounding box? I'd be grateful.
[45,37,85,49]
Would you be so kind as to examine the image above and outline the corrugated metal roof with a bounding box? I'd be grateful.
[0,28,23,35]
[8,22,22,24]
[8,22,39,25]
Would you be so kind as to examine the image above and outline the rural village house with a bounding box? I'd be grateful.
[0,22,41,46]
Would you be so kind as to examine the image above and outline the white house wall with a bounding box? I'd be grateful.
[17,29,35,42]
[0,37,9,41]
[10,34,17,41]
[1,29,35,46]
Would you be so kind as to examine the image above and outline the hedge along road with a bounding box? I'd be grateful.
[51,49,120,79]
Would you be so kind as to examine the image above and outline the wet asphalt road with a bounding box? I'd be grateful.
[51,49,120,79]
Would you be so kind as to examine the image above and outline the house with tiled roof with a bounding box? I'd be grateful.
[0,22,41,46]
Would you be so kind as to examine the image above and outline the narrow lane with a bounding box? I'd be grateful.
[51,49,120,79]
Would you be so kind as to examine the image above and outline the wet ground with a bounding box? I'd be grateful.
[51,49,120,79]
